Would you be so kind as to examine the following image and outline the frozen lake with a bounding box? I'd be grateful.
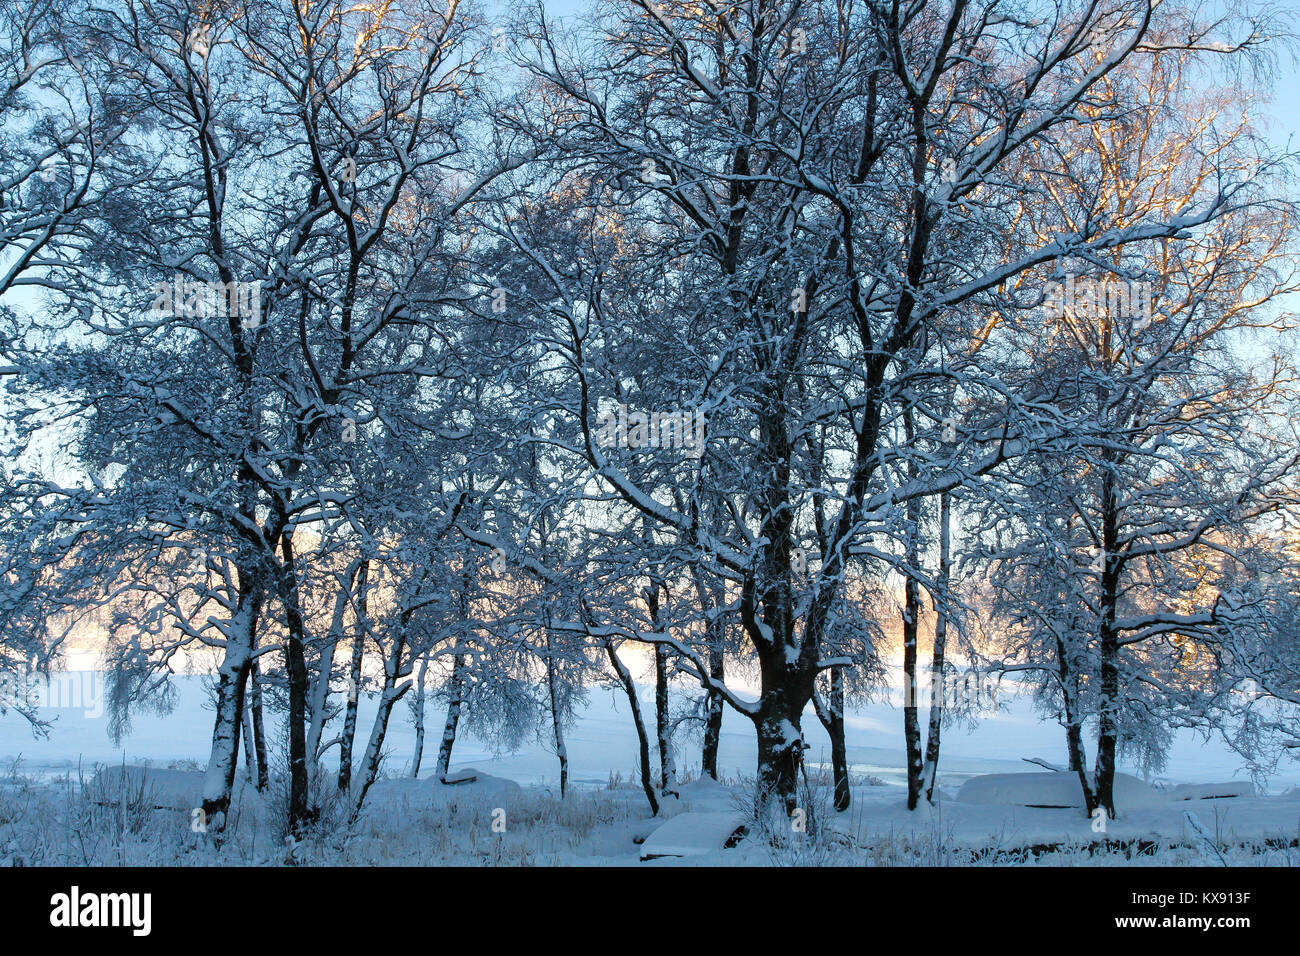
[3,664,1294,794]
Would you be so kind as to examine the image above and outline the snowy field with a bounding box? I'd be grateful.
[3,666,1298,866]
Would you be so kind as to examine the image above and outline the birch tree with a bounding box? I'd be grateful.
[972,29,1299,816]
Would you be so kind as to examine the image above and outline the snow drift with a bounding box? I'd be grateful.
[956,771,1167,810]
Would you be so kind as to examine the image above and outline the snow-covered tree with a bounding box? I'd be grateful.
[483,0,1283,819]
[970,28,1299,816]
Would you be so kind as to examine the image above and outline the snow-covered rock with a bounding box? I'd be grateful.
[639,810,748,860]
[956,771,1167,810]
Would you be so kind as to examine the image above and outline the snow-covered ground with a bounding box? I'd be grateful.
[3,667,1299,866]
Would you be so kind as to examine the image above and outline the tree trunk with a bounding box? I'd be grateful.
[545,628,569,798]
[826,668,851,810]
[753,639,813,823]
[702,636,725,780]
[352,683,407,817]
[410,652,429,777]
[643,580,676,796]
[741,475,815,822]
[435,648,465,779]
[902,408,924,810]
[236,595,259,786]
[902,598,923,812]
[653,644,676,795]
[604,640,658,816]
[241,694,258,785]
[247,660,268,793]
[1094,469,1121,818]
[352,625,411,816]
[338,562,369,791]
[1095,625,1120,819]
[277,532,314,834]
[1066,719,1086,773]
[921,489,950,804]
[902,537,923,808]
[755,703,804,822]
[813,669,850,811]
[654,643,677,797]
[306,560,360,776]
[200,582,262,829]
[1057,634,1095,809]
[691,563,725,781]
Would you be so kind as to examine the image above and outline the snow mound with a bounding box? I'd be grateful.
[1167,781,1254,801]
[639,810,748,860]
[675,776,738,813]
[362,769,522,816]
[427,768,521,803]
[89,765,218,811]
[956,771,1167,810]
[440,768,479,785]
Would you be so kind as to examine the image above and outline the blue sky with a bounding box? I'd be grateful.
[1265,73,1299,149]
